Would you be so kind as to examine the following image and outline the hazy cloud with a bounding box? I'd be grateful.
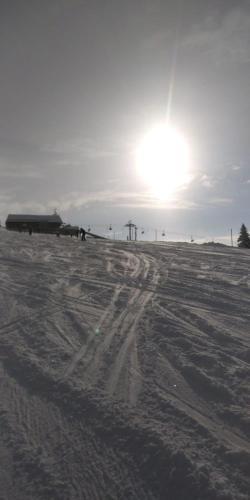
[42,137,117,159]
[184,8,250,64]
[208,197,233,206]
[200,174,214,188]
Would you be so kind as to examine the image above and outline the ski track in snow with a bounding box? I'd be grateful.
[0,228,250,500]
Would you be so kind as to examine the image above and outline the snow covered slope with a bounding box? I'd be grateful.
[0,228,249,500]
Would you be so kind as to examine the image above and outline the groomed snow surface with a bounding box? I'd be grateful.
[0,228,249,500]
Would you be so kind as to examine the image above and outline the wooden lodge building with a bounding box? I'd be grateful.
[5,213,63,234]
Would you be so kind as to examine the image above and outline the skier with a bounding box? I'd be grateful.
[80,227,86,241]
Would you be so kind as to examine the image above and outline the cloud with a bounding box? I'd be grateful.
[0,193,12,204]
[200,174,214,188]
[0,167,43,180]
[208,197,233,206]
[0,156,44,180]
[184,8,250,65]
[46,187,200,214]
[47,190,153,212]
[116,199,198,210]
[42,137,119,160]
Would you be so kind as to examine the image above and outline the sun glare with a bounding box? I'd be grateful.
[136,124,191,199]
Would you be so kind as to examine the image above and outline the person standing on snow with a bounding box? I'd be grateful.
[80,228,86,241]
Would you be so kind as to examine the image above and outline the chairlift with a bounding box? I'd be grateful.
[162,230,166,237]
[141,229,145,235]
[109,224,112,231]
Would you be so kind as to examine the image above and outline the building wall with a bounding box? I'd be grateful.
[6,221,61,234]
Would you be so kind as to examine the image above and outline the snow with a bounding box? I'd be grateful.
[0,227,249,500]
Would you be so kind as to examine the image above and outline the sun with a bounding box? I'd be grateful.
[136,124,191,199]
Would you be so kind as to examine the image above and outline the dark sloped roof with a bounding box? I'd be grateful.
[6,214,63,224]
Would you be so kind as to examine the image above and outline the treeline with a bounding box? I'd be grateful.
[238,224,250,248]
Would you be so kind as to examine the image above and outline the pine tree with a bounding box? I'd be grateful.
[237,223,250,248]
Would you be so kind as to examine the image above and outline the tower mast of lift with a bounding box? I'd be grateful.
[125,220,136,241]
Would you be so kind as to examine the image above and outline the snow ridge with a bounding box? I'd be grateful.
[0,228,249,499]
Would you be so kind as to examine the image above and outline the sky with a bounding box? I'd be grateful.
[0,0,250,242]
